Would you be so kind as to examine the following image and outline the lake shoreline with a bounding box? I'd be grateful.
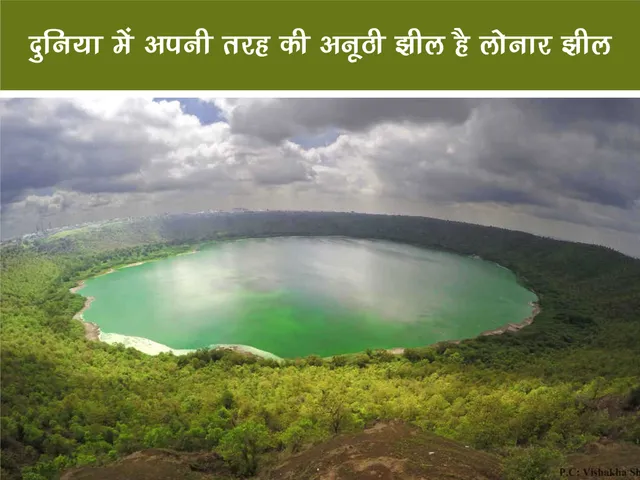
[68,249,200,296]
[68,257,175,340]
[70,248,199,295]
[68,242,540,358]
[72,296,101,341]
[70,295,542,359]
[383,299,541,356]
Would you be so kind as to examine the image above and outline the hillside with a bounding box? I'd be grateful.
[60,422,504,480]
[56,423,640,480]
[262,421,504,480]
[2,211,639,480]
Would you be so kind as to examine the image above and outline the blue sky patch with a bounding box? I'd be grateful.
[153,98,222,125]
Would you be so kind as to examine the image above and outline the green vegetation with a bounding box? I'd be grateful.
[2,212,639,479]
[503,447,564,480]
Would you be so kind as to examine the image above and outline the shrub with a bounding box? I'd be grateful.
[305,355,324,366]
[503,447,564,480]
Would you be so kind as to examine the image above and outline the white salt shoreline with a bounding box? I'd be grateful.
[98,333,282,360]
[120,261,145,268]
[67,253,279,359]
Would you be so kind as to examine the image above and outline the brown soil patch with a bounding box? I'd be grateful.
[82,321,100,341]
[72,296,100,341]
[60,449,233,480]
[261,421,503,480]
[61,425,640,480]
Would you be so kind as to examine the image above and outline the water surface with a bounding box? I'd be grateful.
[81,237,537,358]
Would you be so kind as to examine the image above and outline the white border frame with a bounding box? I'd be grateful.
[1,90,640,98]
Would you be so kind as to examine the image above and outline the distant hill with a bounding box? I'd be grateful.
[23,210,639,262]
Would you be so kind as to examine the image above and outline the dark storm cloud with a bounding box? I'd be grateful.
[517,99,640,128]
[218,98,638,214]
[513,99,640,154]
[1,98,324,207]
[0,99,167,204]
[493,101,640,210]
[62,176,144,195]
[223,98,478,144]
[251,159,315,186]
[560,170,638,209]
[349,99,640,213]
[422,171,551,207]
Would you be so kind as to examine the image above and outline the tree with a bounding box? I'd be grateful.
[320,390,353,435]
[305,355,323,366]
[220,390,236,410]
[143,426,173,449]
[330,355,348,368]
[217,421,271,476]
[278,419,313,453]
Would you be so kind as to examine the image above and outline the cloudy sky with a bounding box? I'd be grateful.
[1,98,639,257]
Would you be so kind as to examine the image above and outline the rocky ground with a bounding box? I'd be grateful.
[59,421,640,480]
[261,421,503,480]
[61,422,504,480]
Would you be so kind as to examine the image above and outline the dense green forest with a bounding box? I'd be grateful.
[2,212,639,479]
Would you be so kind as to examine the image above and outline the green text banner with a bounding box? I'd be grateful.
[1,0,638,90]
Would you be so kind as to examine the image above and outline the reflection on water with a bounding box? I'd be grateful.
[81,237,537,358]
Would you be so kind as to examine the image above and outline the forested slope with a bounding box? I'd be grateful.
[2,212,639,480]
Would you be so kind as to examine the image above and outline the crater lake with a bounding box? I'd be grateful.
[78,237,538,358]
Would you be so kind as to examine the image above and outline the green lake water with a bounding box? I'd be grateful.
[80,237,537,358]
